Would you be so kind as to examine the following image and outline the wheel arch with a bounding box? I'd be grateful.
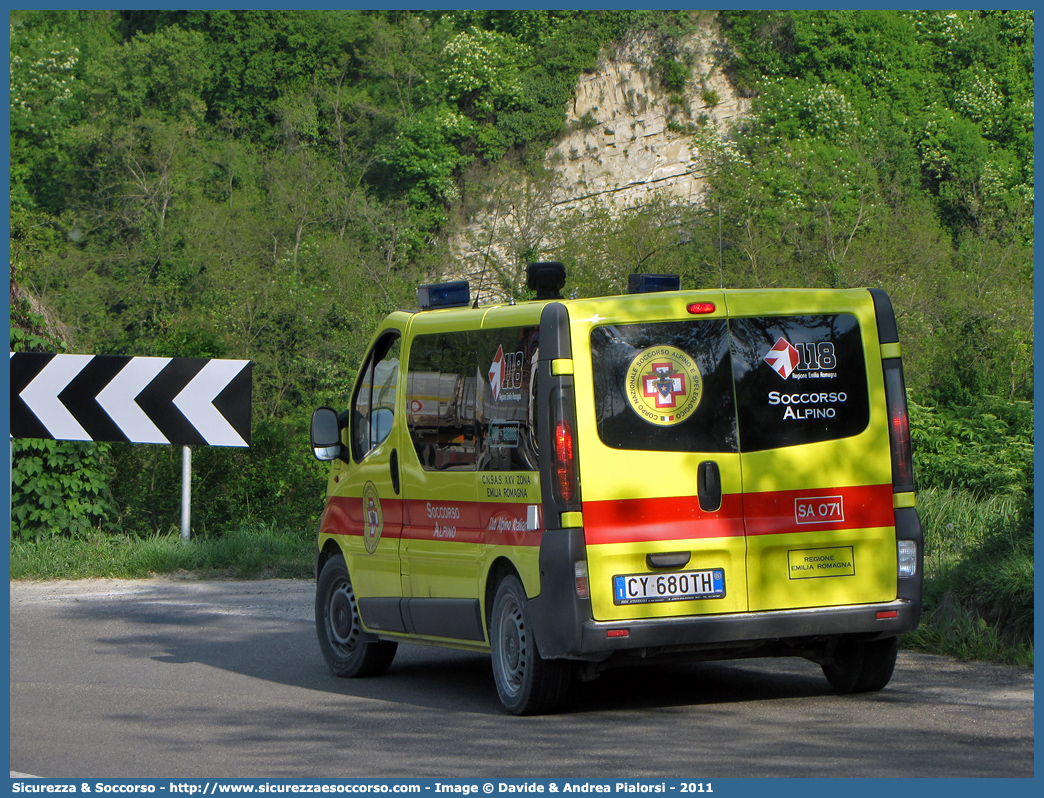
[316,536,345,581]
[484,556,522,636]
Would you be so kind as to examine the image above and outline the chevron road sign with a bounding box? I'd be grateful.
[10,353,252,447]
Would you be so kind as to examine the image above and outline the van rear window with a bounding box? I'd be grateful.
[590,320,738,453]
[731,314,869,451]
[590,315,870,454]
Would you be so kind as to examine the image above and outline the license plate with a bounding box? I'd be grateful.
[613,569,726,605]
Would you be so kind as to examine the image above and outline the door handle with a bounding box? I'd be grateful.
[647,551,691,569]
[697,461,721,512]
[390,449,401,495]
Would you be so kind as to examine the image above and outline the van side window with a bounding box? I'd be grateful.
[477,326,539,472]
[351,334,401,462]
[407,327,539,471]
[730,314,869,451]
[405,331,479,470]
[590,320,738,453]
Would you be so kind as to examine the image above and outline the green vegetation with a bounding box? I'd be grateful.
[9,11,1032,664]
[9,522,313,580]
[907,488,1032,666]
[906,396,1033,665]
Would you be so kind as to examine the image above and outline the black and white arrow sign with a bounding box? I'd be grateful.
[10,353,252,447]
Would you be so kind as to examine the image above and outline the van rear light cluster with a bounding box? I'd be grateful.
[554,418,578,503]
[897,540,918,577]
[574,560,590,599]
[882,362,915,492]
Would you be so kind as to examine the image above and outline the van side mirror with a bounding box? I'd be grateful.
[310,407,345,462]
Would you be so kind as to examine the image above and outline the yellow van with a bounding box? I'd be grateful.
[310,263,922,714]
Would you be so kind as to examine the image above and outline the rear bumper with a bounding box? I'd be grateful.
[531,521,923,661]
[575,598,919,659]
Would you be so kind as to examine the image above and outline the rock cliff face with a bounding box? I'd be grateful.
[548,26,749,212]
[448,20,749,297]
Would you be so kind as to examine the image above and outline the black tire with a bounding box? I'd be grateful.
[315,554,397,678]
[822,635,898,694]
[489,575,572,715]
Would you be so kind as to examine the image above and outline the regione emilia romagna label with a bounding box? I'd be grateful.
[625,345,703,426]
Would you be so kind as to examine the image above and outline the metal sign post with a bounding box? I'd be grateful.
[181,446,192,541]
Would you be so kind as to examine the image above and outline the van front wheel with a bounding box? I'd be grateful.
[822,635,898,693]
[490,575,571,715]
[315,554,397,678]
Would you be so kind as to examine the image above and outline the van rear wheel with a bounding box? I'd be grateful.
[316,554,397,678]
[490,575,571,715]
[822,635,898,693]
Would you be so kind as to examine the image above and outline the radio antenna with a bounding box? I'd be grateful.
[473,197,504,308]
[718,203,724,290]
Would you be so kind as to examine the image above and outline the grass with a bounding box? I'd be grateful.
[9,520,314,581]
[902,487,1034,667]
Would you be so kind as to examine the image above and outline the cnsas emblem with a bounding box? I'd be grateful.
[625,345,703,426]
[362,481,383,554]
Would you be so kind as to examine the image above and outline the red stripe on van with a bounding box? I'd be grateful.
[582,494,745,545]
[742,483,894,536]
[582,484,894,545]
[320,496,404,539]
[322,484,895,546]
[401,499,543,546]
[320,496,543,547]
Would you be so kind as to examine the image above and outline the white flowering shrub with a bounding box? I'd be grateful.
[9,24,80,136]
[908,10,975,48]
[953,70,1004,137]
[712,78,870,225]
[751,78,860,145]
[799,85,860,140]
[440,26,531,116]
[10,22,86,214]
[916,103,960,182]
[691,128,751,172]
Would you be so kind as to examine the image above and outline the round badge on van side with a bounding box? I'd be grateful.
[625,345,703,426]
[362,481,384,554]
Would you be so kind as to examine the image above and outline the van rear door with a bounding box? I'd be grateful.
[725,291,898,612]
[571,293,748,622]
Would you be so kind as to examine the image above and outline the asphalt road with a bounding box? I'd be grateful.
[9,577,1034,779]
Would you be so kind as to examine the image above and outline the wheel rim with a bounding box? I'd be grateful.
[495,592,529,697]
[326,576,360,656]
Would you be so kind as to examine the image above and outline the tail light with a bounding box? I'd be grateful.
[573,560,590,598]
[883,362,915,493]
[554,418,578,503]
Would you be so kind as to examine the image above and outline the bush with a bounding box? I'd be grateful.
[655,55,690,92]
[910,395,1033,499]
[11,439,116,540]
